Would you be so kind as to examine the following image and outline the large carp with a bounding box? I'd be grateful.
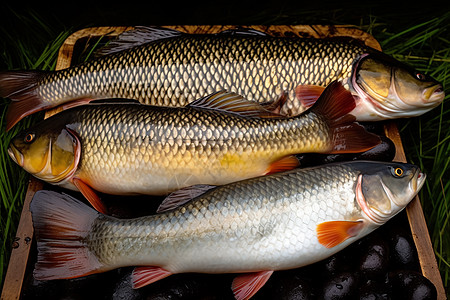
[0,27,444,130]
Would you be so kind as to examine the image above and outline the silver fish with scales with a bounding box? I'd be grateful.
[9,82,380,213]
[30,160,425,300]
[0,27,444,130]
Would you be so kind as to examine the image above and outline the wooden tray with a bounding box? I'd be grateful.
[1,25,445,300]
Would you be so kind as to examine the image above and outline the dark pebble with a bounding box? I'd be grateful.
[389,227,419,270]
[319,272,358,300]
[389,270,437,300]
[359,239,390,279]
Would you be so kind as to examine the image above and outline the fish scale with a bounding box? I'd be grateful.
[36,35,360,111]
[30,161,424,299]
[69,103,329,195]
[2,27,444,132]
[9,82,381,214]
[85,164,359,272]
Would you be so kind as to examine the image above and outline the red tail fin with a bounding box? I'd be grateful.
[311,81,380,153]
[30,190,106,280]
[0,71,47,131]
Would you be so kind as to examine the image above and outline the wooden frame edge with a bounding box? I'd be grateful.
[1,25,444,300]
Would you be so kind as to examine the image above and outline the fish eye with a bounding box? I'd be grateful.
[391,167,404,177]
[415,72,426,81]
[24,133,35,143]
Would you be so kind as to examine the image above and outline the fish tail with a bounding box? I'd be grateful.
[30,190,106,280]
[0,70,48,131]
[311,81,381,153]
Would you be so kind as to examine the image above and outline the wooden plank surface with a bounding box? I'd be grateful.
[1,25,444,299]
[1,179,42,300]
[384,121,446,299]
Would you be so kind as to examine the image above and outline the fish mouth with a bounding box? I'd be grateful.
[411,170,426,195]
[8,145,23,167]
[423,84,445,104]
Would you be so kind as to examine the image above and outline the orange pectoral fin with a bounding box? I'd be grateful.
[264,155,300,175]
[232,270,274,300]
[316,220,364,248]
[132,266,172,289]
[72,178,107,214]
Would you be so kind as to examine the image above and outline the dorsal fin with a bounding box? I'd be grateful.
[95,26,183,56]
[157,184,217,213]
[187,90,283,118]
[217,28,269,37]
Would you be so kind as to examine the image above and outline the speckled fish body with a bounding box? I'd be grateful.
[41,39,359,109]
[30,160,425,299]
[88,163,369,272]
[15,94,342,195]
[66,103,305,195]
[2,27,444,130]
[14,29,363,106]
[8,82,382,211]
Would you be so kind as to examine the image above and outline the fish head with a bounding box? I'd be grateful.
[354,161,426,225]
[8,121,80,184]
[352,52,444,120]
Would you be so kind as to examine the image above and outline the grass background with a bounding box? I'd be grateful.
[1,1,449,296]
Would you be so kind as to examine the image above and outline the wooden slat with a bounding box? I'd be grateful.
[168,25,382,50]
[384,121,446,299]
[1,179,43,300]
[1,25,444,299]
[55,26,134,71]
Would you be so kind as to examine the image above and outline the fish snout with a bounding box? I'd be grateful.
[423,84,445,104]
[8,144,24,167]
[413,170,426,193]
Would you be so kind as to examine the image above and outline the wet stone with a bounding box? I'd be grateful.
[389,270,437,300]
[319,272,358,300]
[359,239,390,279]
[389,227,420,270]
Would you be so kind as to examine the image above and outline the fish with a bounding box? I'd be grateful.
[0,26,444,130]
[8,81,380,214]
[29,160,426,300]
